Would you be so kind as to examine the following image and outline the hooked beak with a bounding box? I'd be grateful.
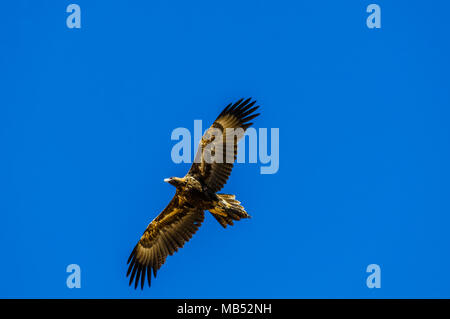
[164,177,183,187]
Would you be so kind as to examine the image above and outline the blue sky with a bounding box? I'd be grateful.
[0,0,449,298]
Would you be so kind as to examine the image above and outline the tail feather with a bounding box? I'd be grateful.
[210,194,250,228]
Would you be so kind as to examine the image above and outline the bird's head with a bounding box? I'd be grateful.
[164,177,185,188]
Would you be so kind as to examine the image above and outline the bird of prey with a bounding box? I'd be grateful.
[127,98,260,289]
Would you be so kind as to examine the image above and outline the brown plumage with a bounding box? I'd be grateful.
[127,98,260,289]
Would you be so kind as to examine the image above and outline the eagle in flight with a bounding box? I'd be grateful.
[127,98,260,289]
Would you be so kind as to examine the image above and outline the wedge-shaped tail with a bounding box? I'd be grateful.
[210,194,250,228]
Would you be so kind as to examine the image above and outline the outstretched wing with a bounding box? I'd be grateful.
[127,195,204,289]
[188,98,260,193]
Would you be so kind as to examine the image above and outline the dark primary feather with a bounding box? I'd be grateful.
[188,98,260,192]
[127,196,204,289]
